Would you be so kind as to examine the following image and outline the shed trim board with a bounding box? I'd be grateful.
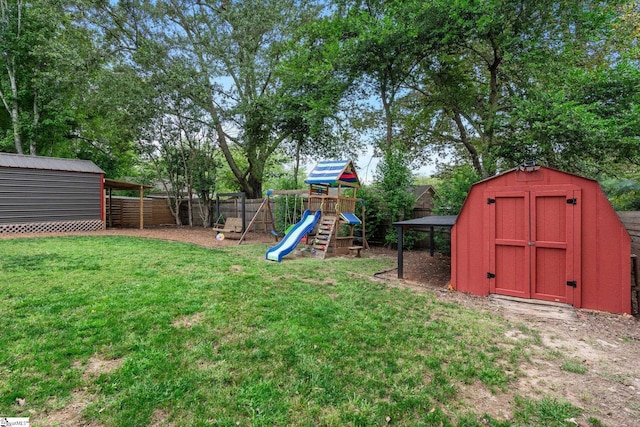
[451,166,631,314]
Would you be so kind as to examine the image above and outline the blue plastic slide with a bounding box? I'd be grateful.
[266,210,321,262]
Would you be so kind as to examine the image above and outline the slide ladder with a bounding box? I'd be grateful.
[311,215,337,259]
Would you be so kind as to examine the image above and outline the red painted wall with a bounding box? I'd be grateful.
[451,167,631,314]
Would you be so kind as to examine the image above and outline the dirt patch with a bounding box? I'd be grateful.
[346,246,640,426]
[33,390,102,427]
[34,356,123,426]
[149,408,173,427]
[172,312,205,329]
[374,249,640,426]
[4,227,639,426]
[82,355,124,380]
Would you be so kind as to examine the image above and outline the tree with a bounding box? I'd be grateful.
[404,0,621,177]
[0,0,144,179]
[137,92,219,226]
[276,16,360,186]
[432,164,480,216]
[0,0,83,155]
[332,1,636,179]
[372,145,416,246]
[90,0,344,198]
[502,62,640,176]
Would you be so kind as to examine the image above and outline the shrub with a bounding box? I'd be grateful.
[360,147,419,248]
[432,164,481,215]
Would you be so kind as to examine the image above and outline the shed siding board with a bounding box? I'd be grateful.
[0,167,101,224]
[452,185,486,295]
[580,181,598,309]
[452,166,631,314]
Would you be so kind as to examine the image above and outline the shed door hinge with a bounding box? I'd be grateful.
[566,280,577,288]
[566,198,577,205]
[487,272,496,279]
[487,198,496,204]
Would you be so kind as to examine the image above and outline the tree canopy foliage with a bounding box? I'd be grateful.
[332,0,640,180]
[0,0,637,207]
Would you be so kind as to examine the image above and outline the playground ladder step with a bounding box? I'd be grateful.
[311,215,338,259]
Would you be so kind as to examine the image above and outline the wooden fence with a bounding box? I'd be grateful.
[106,197,174,228]
[106,196,284,230]
[618,211,640,315]
[617,211,640,256]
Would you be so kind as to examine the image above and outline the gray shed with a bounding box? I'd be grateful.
[0,153,105,233]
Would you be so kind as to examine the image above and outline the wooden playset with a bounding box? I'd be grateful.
[304,160,367,258]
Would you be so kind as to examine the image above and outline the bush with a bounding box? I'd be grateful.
[432,164,481,215]
[359,147,418,248]
[601,178,640,211]
[358,185,387,245]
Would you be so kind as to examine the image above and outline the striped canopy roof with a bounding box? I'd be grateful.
[304,160,361,187]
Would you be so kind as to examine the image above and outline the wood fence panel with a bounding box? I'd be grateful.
[215,198,270,231]
[121,199,152,228]
[107,197,173,228]
[617,211,640,256]
[151,198,175,225]
[216,199,244,221]
[180,199,210,226]
[105,198,122,227]
[412,208,432,219]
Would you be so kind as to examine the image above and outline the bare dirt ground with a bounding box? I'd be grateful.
[3,226,639,426]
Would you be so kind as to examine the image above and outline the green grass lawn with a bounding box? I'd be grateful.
[0,236,584,426]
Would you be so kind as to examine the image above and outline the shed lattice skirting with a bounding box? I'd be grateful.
[0,220,103,234]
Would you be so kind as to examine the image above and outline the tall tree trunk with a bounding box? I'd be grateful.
[453,109,484,177]
[0,1,24,154]
[381,83,393,150]
[174,197,182,226]
[293,141,301,188]
[31,87,39,155]
[180,147,193,226]
[203,88,257,195]
[0,59,23,154]
[482,37,502,177]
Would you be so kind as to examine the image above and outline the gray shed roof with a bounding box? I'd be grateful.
[393,215,457,227]
[0,153,104,174]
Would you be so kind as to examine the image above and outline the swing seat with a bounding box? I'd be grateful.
[213,217,243,233]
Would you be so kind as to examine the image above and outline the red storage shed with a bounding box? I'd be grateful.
[451,165,631,314]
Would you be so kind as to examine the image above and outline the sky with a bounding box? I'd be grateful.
[354,145,437,184]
